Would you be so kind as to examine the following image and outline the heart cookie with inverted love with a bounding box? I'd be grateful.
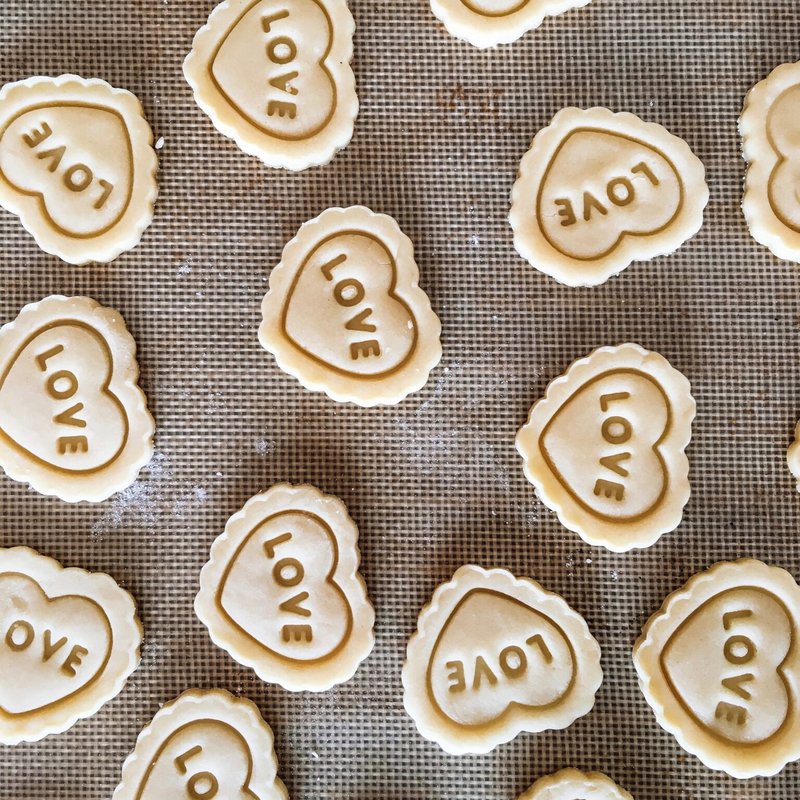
[113,690,288,800]
[634,560,800,778]
[429,0,594,49]
[741,61,800,262]
[517,769,634,800]
[183,0,358,171]
[195,483,374,691]
[0,75,157,264]
[516,343,695,552]
[402,565,602,754]
[260,206,442,406]
[0,546,141,745]
[0,296,154,502]
[510,107,708,286]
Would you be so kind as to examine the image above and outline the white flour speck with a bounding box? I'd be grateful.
[155,136,165,150]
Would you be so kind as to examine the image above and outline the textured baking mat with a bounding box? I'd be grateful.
[1,0,800,798]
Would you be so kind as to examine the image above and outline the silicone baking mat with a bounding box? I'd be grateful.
[1,0,799,797]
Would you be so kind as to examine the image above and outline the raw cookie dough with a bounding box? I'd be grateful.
[740,61,800,263]
[113,689,288,800]
[634,559,800,778]
[516,343,695,552]
[0,295,155,503]
[0,75,157,264]
[787,420,800,490]
[259,206,442,406]
[184,0,358,171]
[510,107,708,286]
[402,564,602,754]
[430,0,593,49]
[518,769,634,800]
[195,483,375,691]
[0,546,141,745]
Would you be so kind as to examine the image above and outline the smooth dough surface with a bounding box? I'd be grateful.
[634,559,800,778]
[510,107,708,286]
[518,768,634,800]
[516,343,695,552]
[0,75,157,264]
[195,483,375,691]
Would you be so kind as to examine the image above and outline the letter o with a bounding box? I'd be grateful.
[5,620,34,651]
[499,645,528,679]
[607,176,635,207]
[188,772,218,800]
[46,370,78,400]
[267,36,297,65]
[724,634,756,665]
[273,557,304,587]
[64,163,93,192]
[601,416,632,445]
[333,279,365,307]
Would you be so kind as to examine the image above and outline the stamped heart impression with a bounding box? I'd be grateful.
[259,206,442,406]
[0,546,141,745]
[741,60,800,263]
[0,295,154,503]
[402,565,602,754]
[517,768,634,800]
[634,559,800,778]
[0,75,157,264]
[516,343,695,552]
[430,0,593,49]
[183,0,358,171]
[195,483,374,692]
[510,107,708,286]
[113,689,288,800]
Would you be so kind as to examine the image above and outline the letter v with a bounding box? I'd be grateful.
[54,403,87,428]
[280,591,311,617]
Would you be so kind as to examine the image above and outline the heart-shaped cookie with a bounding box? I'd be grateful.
[510,107,708,286]
[0,546,141,745]
[259,206,442,406]
[0,295,154,502]
[429,0,594,49]
[402,565,602,754]
[195,483,374,691]
[634,559,800,778]
[183,0,358,171]
[741,60,800,263]
[0,75,157,264]
[113,689,287,800]
[516,343,695,552]
[517,769,634,800]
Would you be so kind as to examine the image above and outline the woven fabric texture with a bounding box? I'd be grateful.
[1,0,800,797]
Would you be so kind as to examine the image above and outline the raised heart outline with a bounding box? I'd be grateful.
[510,107,708,287]
[195,483,375,692]
[0,75,158,265]
[0,295,155,503]
[402,565,602,755]
[112,689,288,800]
[183,0,358,171]
[516,343,696,552]
[259,206,442,407]
[633,559,800,778]
[0,546,141,745]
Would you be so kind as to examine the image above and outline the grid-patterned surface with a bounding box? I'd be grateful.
[1,0,799,797]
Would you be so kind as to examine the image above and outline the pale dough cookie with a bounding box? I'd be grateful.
[516,343,695,552]
[402,565,602,755]
[510,107,708,286]
[741,61,800,263]
[259,206,442,406]
[195,483,374,692]
[518,769,634,800]
[788,421,800,490]
[430,0,593,49]
[113,689,288,800]
[0,75,157,264]
[0,546,141,745]
[0,295,154,503]
[184,0,358,171]
[634,559,800,778]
